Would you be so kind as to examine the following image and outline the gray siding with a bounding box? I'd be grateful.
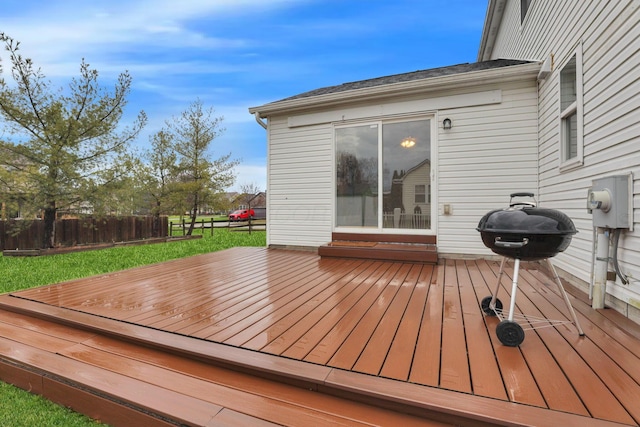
[490,0,640,315]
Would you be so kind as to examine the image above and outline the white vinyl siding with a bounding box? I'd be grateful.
[489,0,640,312]
[437,81,539,255]
[266,78,538,251]
[267,118,333,247]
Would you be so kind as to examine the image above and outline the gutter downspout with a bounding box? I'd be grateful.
[254,112,267,130]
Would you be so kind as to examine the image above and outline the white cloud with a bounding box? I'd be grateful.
[231,163,267,193]
[2,0,309,58]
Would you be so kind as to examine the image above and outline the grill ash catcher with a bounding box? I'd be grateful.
[477,193,585,346]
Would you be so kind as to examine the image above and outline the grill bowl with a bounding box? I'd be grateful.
[477,206,576,260]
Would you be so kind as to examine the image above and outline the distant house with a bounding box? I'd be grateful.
[250,1,639,323]
[399,159,431,227]
[231,191,266,219]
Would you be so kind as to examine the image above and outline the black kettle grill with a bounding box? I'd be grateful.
[477,193,584,346]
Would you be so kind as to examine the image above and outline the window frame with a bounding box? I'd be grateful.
[558,43,584,171]
[333,115,434,234]
[414,184,426,204]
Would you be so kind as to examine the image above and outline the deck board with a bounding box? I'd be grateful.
[77,335,444,427]
[297,262,400,364]
[473,259,548,407]
[456,259,508,400]
[58,343,379,427]
[408,258,444,386]
[496,260,636,424]
[516,266,639,423]
[379,264,433,381]
[3,247,640,426]
[441,260,473,393]
[251,260,388,353]
[328,263,411,370]
[352,263,422,376]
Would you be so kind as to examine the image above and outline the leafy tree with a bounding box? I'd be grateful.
[0,33,146,248]
[0,144,38,221]
[91,156,148,216]
[167,99,238,235]
[139,130,180,233]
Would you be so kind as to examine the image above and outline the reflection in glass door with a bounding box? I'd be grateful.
[335,124,378,227]
[335,118,432,231]
[382,119,431,230]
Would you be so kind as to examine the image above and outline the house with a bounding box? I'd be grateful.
[478,0,639,322]
[230,191,266,219]
[249,1,639,324]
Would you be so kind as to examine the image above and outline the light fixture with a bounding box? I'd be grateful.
[400,136,416,148]
[443,118,452,130]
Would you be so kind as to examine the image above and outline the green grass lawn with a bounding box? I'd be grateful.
[0,228,266,426]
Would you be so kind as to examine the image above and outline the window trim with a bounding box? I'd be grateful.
[558,43,584,172]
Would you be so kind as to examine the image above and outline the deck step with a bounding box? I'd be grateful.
[319,233,437,263]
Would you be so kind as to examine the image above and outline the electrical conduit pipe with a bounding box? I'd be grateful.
[592,227,609,309]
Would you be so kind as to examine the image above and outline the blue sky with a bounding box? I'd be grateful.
[1,0,487,192]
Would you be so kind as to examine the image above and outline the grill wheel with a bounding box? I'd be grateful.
[496,320,525,347]
[481,296,503,316]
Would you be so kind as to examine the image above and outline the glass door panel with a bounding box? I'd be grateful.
[335,124,379,227]
[382,120,431,230]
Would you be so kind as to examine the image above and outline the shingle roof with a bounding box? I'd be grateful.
[278,59,533,102]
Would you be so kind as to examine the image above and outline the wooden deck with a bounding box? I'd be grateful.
[1,247,639,426]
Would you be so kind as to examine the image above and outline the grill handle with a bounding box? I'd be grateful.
[509,192,537,208]
[494,238,529,249]
[510,192,534,198]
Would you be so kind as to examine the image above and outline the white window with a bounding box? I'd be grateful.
[415,185,426,204]
[559,44,583,170]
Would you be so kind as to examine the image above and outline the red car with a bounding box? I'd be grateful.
[228,209,255,221]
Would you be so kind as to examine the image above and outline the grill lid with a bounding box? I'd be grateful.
[476,206,577,235]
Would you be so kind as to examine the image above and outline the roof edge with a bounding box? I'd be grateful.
[249,61,540,117]
[477,0,507,62]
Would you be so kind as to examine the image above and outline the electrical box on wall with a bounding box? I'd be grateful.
[587,173,633,230]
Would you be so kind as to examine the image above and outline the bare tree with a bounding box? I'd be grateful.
[239,182,262,234]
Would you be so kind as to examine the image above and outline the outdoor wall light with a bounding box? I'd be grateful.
[443,118,452,130]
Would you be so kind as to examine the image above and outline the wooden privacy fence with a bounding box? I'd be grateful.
[0,216,168,250]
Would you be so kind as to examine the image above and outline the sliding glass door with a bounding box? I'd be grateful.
[335,117,432,231]
[335,124,379,227]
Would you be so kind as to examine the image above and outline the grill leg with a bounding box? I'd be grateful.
[507,258,521,322]
[491,257,507,306]
[545,258,585,336]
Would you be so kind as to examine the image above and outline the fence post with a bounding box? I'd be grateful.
[182,219,185,236]
[211,218,214,236]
